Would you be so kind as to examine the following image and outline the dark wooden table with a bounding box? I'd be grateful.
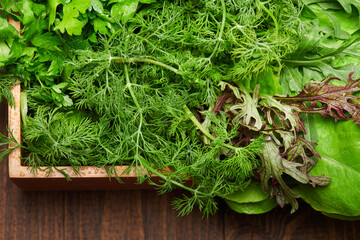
[1,100,359,240]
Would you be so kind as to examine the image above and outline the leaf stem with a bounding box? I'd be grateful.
[282,35,360,64]
[183,105,238,152]
[124,64,144,166]
[257,0,278,36]
[0,73,16,78]
[282,57,332,64]
[139,156,210,197]
[112,57,180,75]
[124,64,141,109]
[209,0,226,60]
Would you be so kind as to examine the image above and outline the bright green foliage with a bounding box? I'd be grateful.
[0,77,16,106]
[16,0,297,216]
[62,46,265,215]
[48,0,64,26]
[215,82,331,212]
[301,0,360,23]
[295,115,360,219]
[1,0,360,219]
[54,0,91,35]
[0,16,23,66]
[23,108,102,169]
[224,181,271,203]
[278,0,360,219]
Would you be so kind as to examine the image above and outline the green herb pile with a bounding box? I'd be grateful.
[1,0,360,219]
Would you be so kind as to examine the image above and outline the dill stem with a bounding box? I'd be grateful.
[209,0,226,60]
[257,0,278,36]
[139,156,210,197]
[112,57,180,75]
[281,57,331,64]
[124,64,144,164]
[183,105,238,152]
[124,64,141,109]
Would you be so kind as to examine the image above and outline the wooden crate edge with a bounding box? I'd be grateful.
[6,18,148,189]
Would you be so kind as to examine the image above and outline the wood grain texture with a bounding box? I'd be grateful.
[141,190,224,240]
[101,190,145,239]
[2,100,360,240]
[1,101,64,240]
[0,100,8,240]
[224,201,360,240]
[64,191,106,240]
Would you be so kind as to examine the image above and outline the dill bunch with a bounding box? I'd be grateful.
[1,0,307,216]
[21,108,104,171]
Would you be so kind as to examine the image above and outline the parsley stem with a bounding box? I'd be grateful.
[112,57,180,75]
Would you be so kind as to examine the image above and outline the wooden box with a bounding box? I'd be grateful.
[7,19,159,190]
[8,83,160,190]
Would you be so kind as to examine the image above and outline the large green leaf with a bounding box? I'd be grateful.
[294,115,360,217]
[249,68,282,95]
[223,181,277,214]
[322,212,360,221]
[0,16,19,40]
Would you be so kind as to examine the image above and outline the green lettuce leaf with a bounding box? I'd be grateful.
[223,181,277,215]
[321,212,360,221]
[294,115,360,218]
